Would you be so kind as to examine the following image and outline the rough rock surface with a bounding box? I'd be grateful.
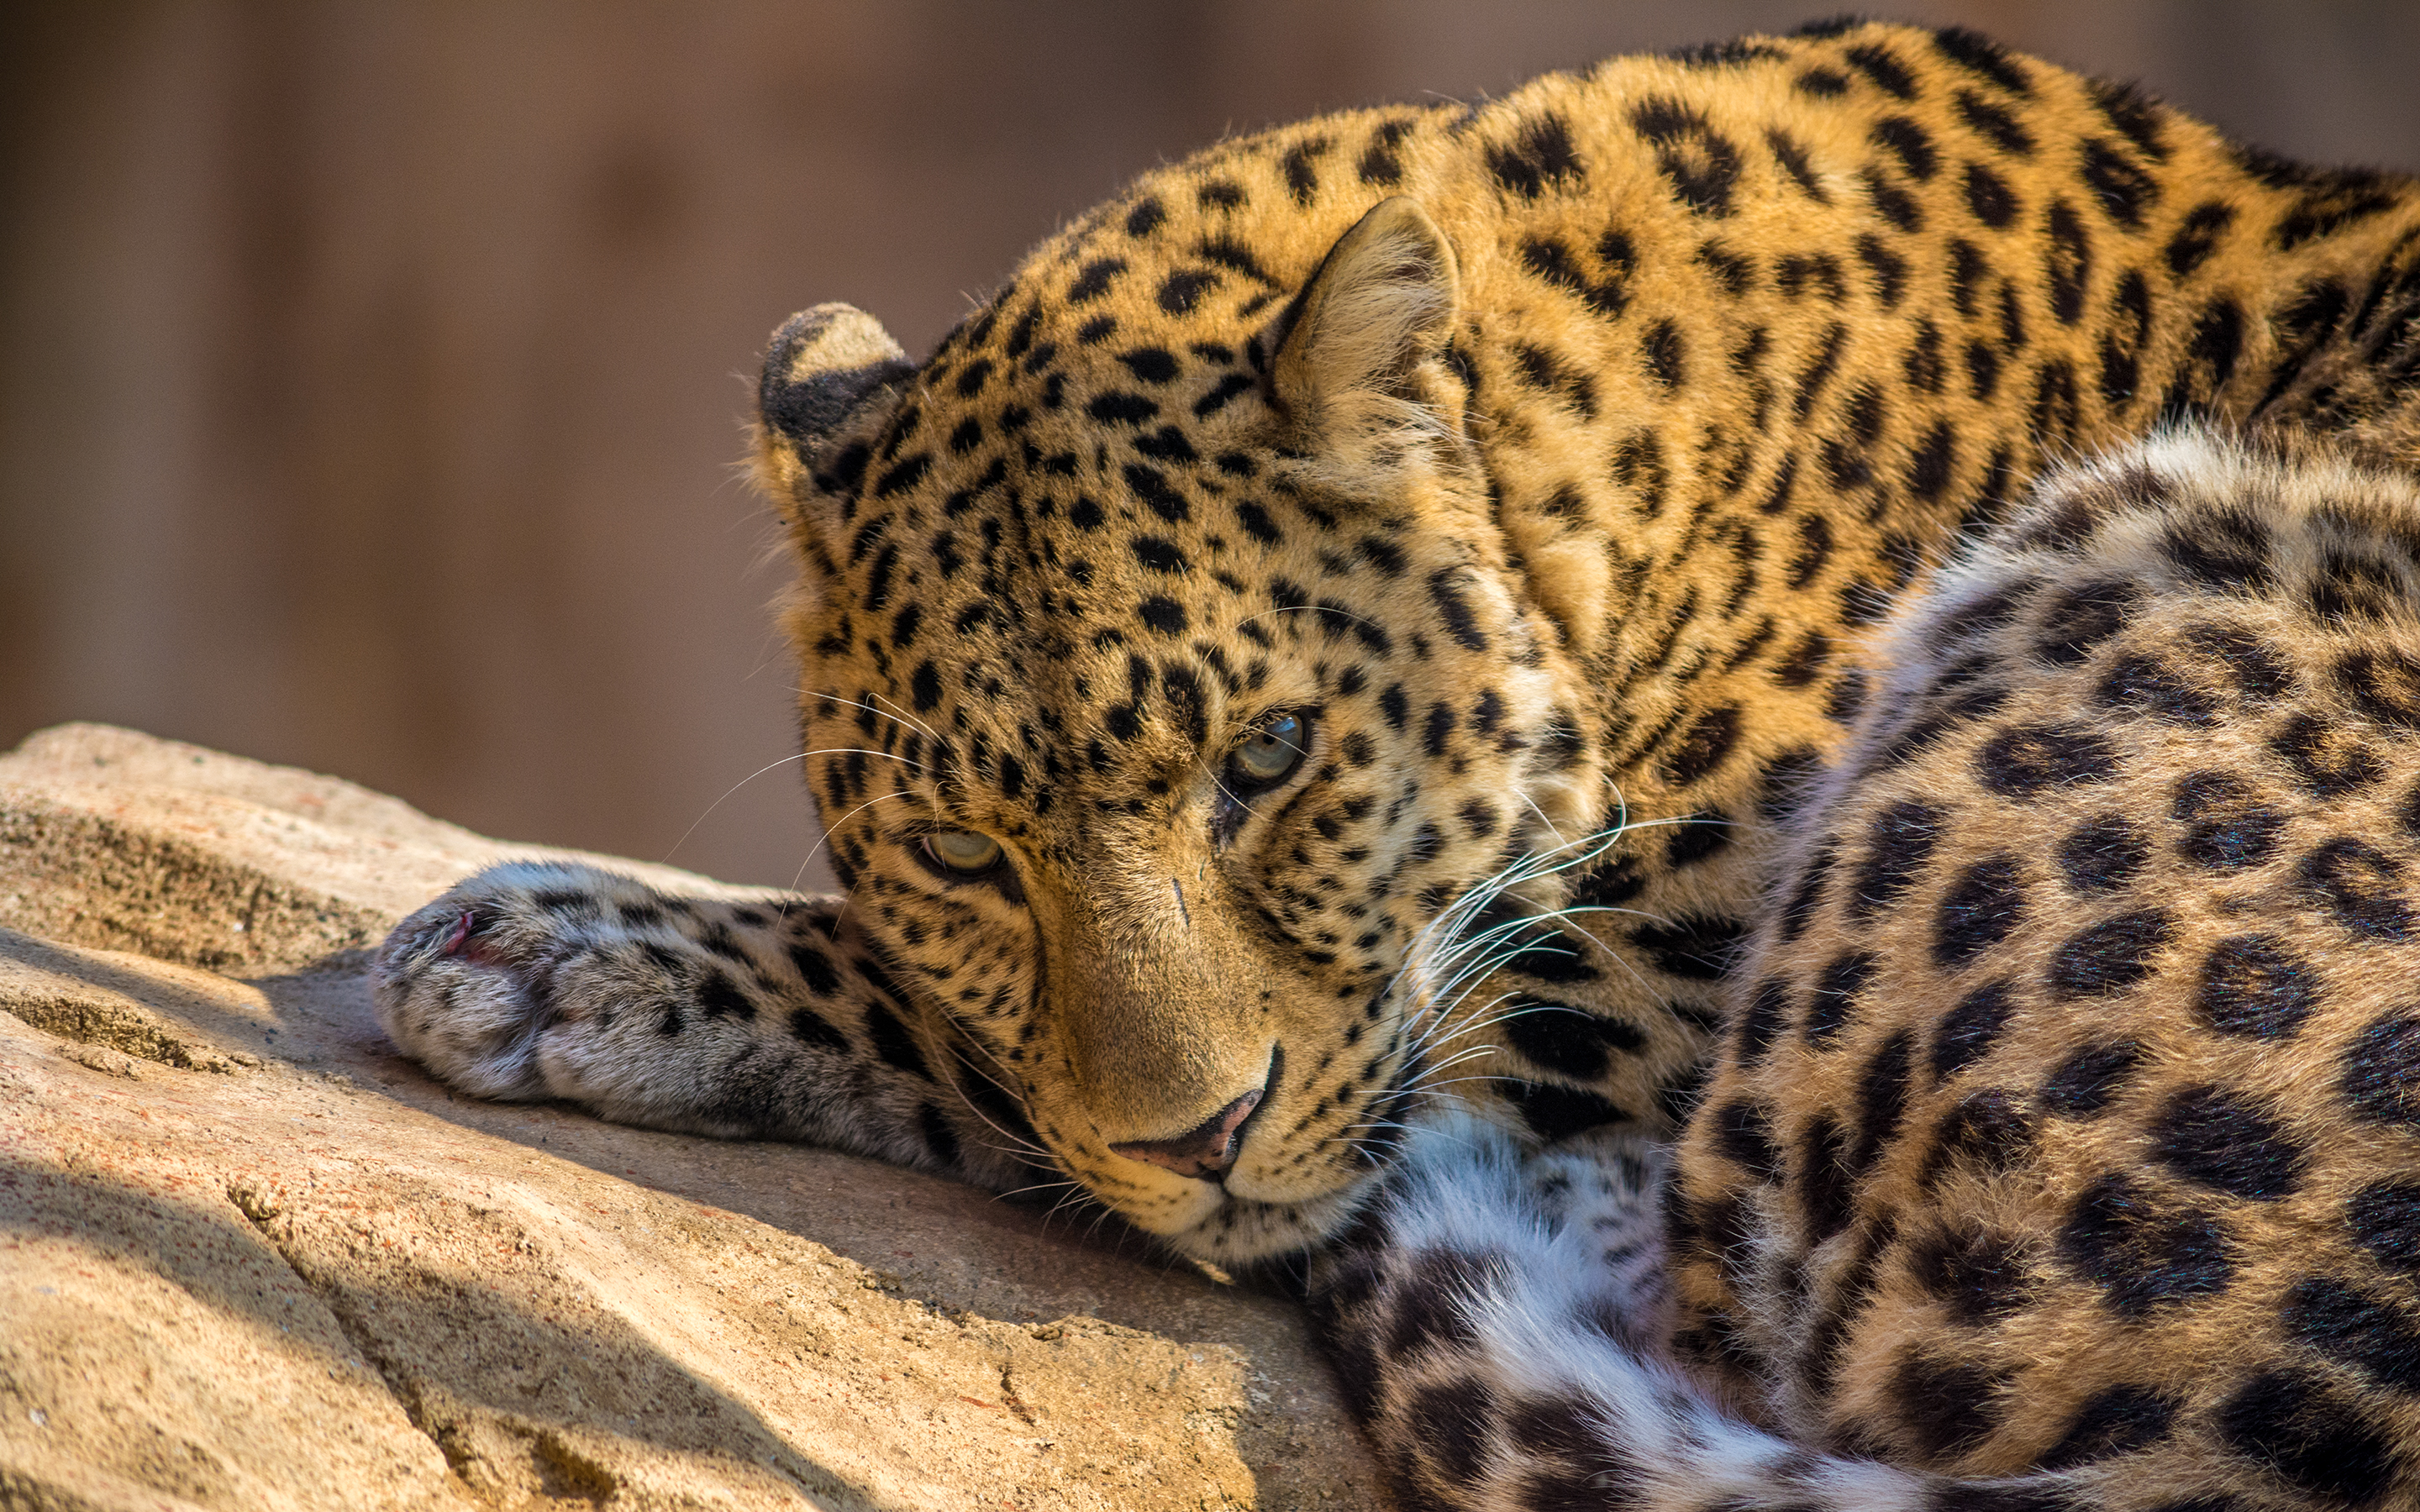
[0,723,1385,1511]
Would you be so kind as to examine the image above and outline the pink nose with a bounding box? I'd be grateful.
[1111,1089,1265,1179]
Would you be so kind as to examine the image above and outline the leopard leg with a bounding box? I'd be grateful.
[374,862,1052,1190]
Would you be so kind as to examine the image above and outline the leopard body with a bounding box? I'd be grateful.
[375,20,2420,1504]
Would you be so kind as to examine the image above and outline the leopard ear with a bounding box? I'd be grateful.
[1269,197,1463,456]
[755,304,914,528]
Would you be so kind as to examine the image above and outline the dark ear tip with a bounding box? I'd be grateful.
[758,302,913,452]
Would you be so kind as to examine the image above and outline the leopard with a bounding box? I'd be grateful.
[370,17,2420,1504]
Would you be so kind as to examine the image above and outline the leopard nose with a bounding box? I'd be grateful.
[1111,1086,1265,1179]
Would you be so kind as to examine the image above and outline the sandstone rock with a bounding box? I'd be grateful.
[0,724,1385,1511]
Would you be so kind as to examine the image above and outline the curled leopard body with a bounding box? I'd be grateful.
[375,19,2420,1504]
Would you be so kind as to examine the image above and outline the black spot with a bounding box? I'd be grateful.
[911,661,944,713]
[1502,1001,1641,1082]
[1488,112,1585,201]
[1933,856,2026,968]
[1844,43,1918,99]
[2165,510,2273,592]
[1067,257,1125,303]
[1427,570,1489,652]
[2081,139,2158,228]
[786,942,843,995]
[1862,168,1923,232]
[2040,1041,2146,1117]
[1933,28,2032,95]
[2039,1386,2175,1469]
[2033,579,2139,665]
[1234,501,1281,545]
[1765,128,1829,202]
[2183,622,2292,699]
[1385,1248,1495,1359]
[1889,1352,2002,1459]
[1643,319,1686,387]
[2153,1085,2306,1200]
[1130,536,1186,574]
[2275,179,2402,251]
[2215,1371,2396,1506]
[1851,1029,1914,1173]
[2342,1013,2420,1128]
[1502,1081,1628,1141]
[1665,811,1732,868]
[1734,977,1791,1067]
[914,1103,961,1169]
[1955,90,2035,155]
[2046,910,2171,999]
[2045,200,2091,325]
[1519,234,1630,318]
[1910,1222,2033,1325]
[2349,1180,2420,1278]
[1975,723,2117,798]
[1795,67,1848,97]
[2164,199,2233,278]
[1870,115,1937,181]
[2301,837,2415,939]
[1846,801,1940,919]
[2286,1275,2420,1394]
[1137,597,1186,636]
[1710,1098,1782,1181]
[1921,1089,2036,1190]
[1629,915,1746,982]
[2058,1173,2233,1318]
[1122,463,1190,522]
[2055,812,2146,895]
[1628,98,1739,217]
[786,1005,848,1052]
[2194,935,2317,1039]
[1797,1112,1854,1242]
[1158,268,1220,315]
[1659,706,1741,787]
[2338,647,2420,730]
[1280,138,1328,205]
[1854,234,1907,306]
[1406,1376,1497,1486]
[1932,979,2017,1080]
[1907,420,1954,500]
[1804,951,1877,1046]
[864,1001,932,1081]
[697,969,755,1022]
[2171,771,2285,870]
[2096,653,2217,725]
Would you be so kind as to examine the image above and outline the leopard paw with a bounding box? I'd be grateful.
[372,861,648,1100]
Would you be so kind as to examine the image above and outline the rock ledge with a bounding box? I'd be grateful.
[0,724,1381,1511]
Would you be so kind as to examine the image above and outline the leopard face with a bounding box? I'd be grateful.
[756,205,1607,1260]
[751,19,2420,1262]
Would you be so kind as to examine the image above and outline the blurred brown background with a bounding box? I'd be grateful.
[6,2,2417,891]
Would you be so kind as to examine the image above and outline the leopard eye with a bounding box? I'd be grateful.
[923,830,1003,874]
[1230,711,1311,788]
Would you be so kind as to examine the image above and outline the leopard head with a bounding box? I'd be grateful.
[754,197,1602,1261]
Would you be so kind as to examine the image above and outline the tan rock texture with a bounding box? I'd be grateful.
[0,723,1385,1511]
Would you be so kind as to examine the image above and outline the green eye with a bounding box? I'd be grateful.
[1231,711,1310,786]
[923,830,1003,874]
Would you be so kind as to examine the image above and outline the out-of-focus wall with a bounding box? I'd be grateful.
[7,1,2417,890]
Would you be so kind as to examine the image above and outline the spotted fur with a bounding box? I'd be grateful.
[1317,427,2420,1507]
[377,19,2420,1499]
